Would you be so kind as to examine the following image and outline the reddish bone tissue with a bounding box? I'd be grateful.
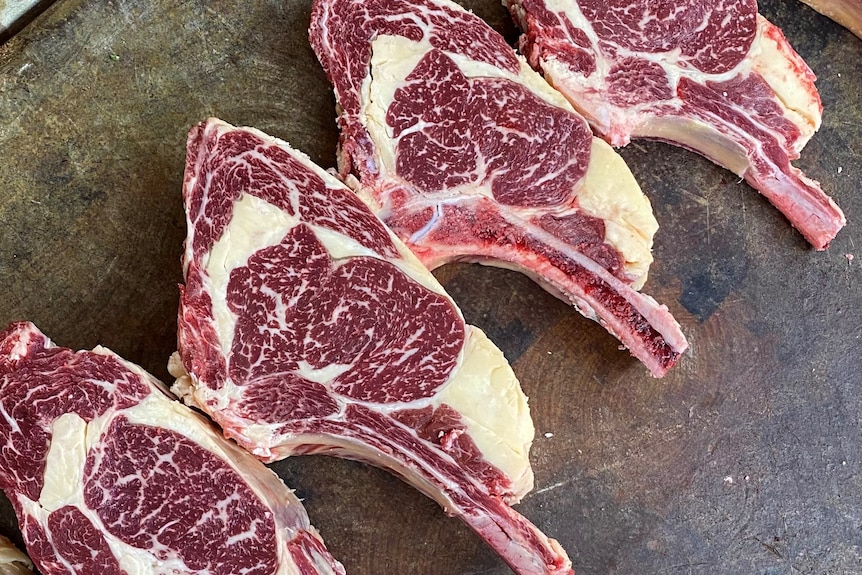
[172,118,574,574]
[309,0,689,377]
[0,321,344,575]
[506,0,845,249]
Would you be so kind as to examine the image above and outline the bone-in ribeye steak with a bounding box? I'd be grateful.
[0,536,33,575]
[0,322,344,575]
[171,118,573,574]
[308,0,688,377]
[506,0,845,249]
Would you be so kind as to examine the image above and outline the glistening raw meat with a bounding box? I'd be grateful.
[171,118,573,575]
[0,321,344,575]
[506,0,845,249]
[308,0,688,377]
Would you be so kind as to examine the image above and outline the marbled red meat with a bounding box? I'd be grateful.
[507,0,845,249]
[0,321,343,575]
[172,118,572,575]
[309,0,688,377]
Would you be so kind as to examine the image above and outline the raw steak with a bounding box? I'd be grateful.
[506,0,846,249]
[308,0,688,377]
[799,0,862,38]
[0,322,344,575]
[171,118,573,575]
[0,536,33,575]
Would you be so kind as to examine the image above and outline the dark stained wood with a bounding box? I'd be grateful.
[0,0,860,573]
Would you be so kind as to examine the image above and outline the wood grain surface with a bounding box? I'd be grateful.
[0,1,860,573]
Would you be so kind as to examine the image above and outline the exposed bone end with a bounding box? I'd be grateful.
[744,161,846,250]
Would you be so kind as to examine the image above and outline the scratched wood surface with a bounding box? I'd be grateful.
[0,1,861,573]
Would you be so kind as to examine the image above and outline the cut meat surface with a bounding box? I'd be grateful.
[171,118,573,575]
[507,0,846,249]
[0,536,33,575]
[798,0,862,38]
[0,321,344,575]
[308,0,688,377]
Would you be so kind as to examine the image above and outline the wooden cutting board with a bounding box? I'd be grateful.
[0,1,860,573]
